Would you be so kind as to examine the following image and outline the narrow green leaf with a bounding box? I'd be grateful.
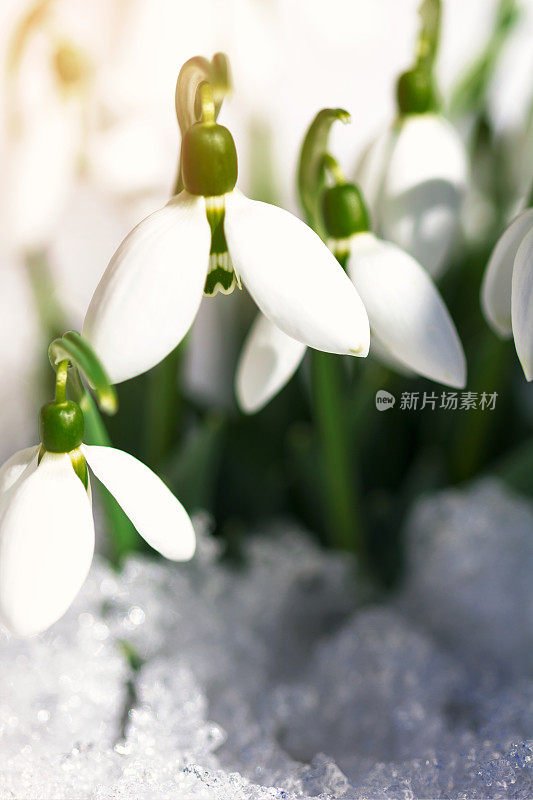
[164,416,225,512]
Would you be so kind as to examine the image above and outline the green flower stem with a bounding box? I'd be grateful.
[297,109,365,555]
[49,331,117,415]
[297,107,351,237]
[54,359,69,403]
[449,0,520,118]
[449,334,510,482]
[310,350,363,554]
[144,344,183,469]
[70,370,138,564]
[198,81,215,124]
[416,0,441,72]
[24,249,65,342]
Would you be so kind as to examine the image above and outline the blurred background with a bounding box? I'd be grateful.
[1,0,533,586]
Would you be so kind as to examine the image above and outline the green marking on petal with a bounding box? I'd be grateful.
[69,447,89,490]
[204,253,238,297]
[204,195,240,298]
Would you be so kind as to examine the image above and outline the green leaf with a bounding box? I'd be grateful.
[495,436,533,497]
[49,331,117,415]
[297,108,351,237]
[164,416,226,512]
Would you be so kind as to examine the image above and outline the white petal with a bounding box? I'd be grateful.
[224,191,370,357]
[364,115,468,279]
[348,233,466,387]
[481,208,533,338]
[0,446,39,497]
[0,453,94,637]
[511,226,533,381]
[236,314,307,413]
[82,192,211,384]
[82,445,195,561]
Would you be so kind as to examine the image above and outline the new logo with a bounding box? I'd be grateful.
[375,390,395,411]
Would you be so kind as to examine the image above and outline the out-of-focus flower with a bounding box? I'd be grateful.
[0,435,195,637]
[354,0,470,280]
[2,0,111,251]
[236,182,466,414]
[357,112,468,279]
[481,206,533,380]
[0,0,219,253]
[83,104,370,385]
[0,257,40,461]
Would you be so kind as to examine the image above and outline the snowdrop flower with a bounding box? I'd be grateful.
[0,363,195,637]
[83,84,370,385]
[237,181,466,413]
[2,0,210,252]
[481,206,533,380]
[357,69,468,279]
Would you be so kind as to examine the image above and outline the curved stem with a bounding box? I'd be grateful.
[297,108,351,236]
[322,152,346,185]
[173,52,232,194]
[49,330,117,414]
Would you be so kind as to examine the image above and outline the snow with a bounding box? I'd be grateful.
[0,481,531,799]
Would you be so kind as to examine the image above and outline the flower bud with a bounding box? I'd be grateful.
[321,184,370,239]
[39,401,84,453]
[396,68,437,115]
[181,122,238,197]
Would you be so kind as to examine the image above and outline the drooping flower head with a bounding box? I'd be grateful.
[236,108,466,414]
[82,65,370,385]
[356,0,468,279]
[0,354,195,638]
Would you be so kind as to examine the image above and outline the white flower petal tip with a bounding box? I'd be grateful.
[512,227,533,382]
[236,315,307,414]
[82,192,211,384]
[0,453,94,637]
[224,191,370,358]
[358,115,468,278]
[82,445,195,561]
[349,233,466,389]
[482,208,533,339]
